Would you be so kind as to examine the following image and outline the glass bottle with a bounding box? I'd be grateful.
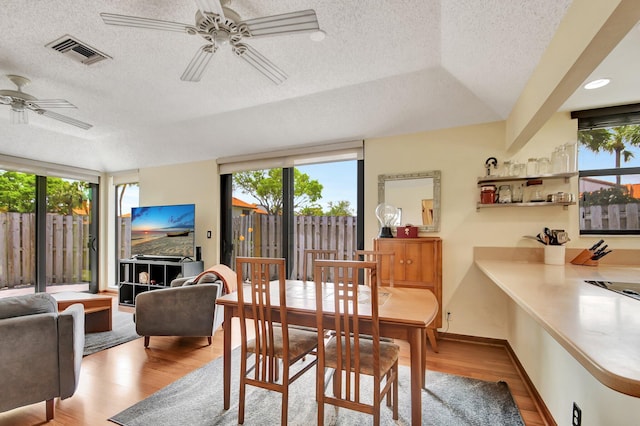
[511,183,524,203]
[557,145,569,173]
[538,157,550,175]
[526,158,539,176]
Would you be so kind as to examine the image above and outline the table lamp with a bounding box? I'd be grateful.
[375,202,399,238]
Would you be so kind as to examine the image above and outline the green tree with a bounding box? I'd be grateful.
[0,171,36,212]
[579,125,640,184]
[0,171,89,214]
[233,169,323,214]
[47,178,90,215]
[298,204,324,216]
[325,200,354,216]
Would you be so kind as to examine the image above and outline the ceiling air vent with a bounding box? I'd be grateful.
[45,35,111,65]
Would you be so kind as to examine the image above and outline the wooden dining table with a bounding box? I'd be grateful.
[216,279,439,426]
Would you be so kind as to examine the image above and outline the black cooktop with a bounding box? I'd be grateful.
[585,280,640,301]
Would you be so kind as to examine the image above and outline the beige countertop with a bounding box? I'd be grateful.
[475,255,640,397]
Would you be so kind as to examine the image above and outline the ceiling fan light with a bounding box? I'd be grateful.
[10,105,28,125]
[310,29,326,42]
[214,31,230,46]
[584,78,610,90]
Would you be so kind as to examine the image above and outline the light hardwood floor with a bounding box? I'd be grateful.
[0,301,548,426]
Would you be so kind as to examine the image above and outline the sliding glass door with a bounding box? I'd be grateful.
[44,176,96,294]
[0,169,99,298]
[222,159,362,279]
[0,170,36,296]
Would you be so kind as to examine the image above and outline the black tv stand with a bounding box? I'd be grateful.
[132,255,185,262]
[118,257,204,306]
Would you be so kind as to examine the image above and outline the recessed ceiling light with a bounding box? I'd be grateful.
[310,30,326,42]
[584,78,611,90]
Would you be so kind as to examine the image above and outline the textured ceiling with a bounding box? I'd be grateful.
[2,0,628,173]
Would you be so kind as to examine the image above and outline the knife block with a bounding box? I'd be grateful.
[570,249,598,266]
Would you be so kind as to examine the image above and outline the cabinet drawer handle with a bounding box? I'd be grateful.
[399,260,404,264]
[406,259,412,265]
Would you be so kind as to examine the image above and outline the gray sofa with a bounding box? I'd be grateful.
[134,271,225,348]
[0,293,85,421]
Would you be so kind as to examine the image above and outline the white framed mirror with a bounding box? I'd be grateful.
[378,170,441,233]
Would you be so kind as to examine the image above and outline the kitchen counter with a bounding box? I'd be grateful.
[475,255,640,397]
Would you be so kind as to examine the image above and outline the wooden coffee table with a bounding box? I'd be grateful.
[52,292,112,333]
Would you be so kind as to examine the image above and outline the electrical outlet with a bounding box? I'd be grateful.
[572,402,582,426]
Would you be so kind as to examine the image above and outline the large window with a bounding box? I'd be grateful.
[113,182,139,289]
[0,167,99,297]
[219,142,363,277]
[573,104,640,234]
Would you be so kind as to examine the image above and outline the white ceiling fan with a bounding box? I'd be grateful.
[0,74,92,130]
[100,0,322,84]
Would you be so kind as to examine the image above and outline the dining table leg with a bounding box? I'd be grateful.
[223,308,232,410]
[409,327,422,426]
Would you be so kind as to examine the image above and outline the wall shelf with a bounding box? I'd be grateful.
[476,201,575,210]
[477,171,577,210]
[477,172,577,185]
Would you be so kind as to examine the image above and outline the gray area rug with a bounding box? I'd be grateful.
[109,349,524,426]
[84,310,140,356]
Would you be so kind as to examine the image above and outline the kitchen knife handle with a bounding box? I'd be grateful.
[589,239,604,251]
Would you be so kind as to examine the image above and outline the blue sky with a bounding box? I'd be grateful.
[579,145,640,170]
[233,160,359,212]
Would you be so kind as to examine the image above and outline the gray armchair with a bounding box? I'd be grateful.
[134,266,234,348]
[0,293,85,421]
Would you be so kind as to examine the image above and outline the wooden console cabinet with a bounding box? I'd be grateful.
[374,237,442,330]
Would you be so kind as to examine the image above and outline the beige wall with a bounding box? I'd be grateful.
[364,112,640,422]
[366,112,581,338]
[138,159,220,266]
[130,112,640,422]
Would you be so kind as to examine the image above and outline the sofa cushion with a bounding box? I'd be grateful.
[0,293,57,320]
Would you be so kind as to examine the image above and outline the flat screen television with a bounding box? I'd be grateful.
[130,203,195,259]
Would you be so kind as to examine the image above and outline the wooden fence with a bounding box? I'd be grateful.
[233,214,358,280]
[0,212,89,289]
[580,204,640,231]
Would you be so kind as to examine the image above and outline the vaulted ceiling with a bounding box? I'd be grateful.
[0,1,636,172]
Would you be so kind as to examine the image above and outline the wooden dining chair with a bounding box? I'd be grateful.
[235,257,318,425]
[314,259,399,426]
[355,250,395,287]
[302,249,338,281]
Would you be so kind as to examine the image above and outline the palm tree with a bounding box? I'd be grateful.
[579,125,640,185]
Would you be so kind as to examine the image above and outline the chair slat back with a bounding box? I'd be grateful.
[355,250,395,287]
[302,249,338,281]
[236,257,288,382]
[314,259,381,402]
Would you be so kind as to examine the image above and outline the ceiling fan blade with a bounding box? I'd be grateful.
[234,43,287,85]
[181,45,216,82]
[100,13,192,33]
[240,10,319,38]
[29,99,77,109]
[194,0,225,20]
[37,109,93,130]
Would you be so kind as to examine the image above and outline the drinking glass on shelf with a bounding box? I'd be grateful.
[512,162,525,176]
